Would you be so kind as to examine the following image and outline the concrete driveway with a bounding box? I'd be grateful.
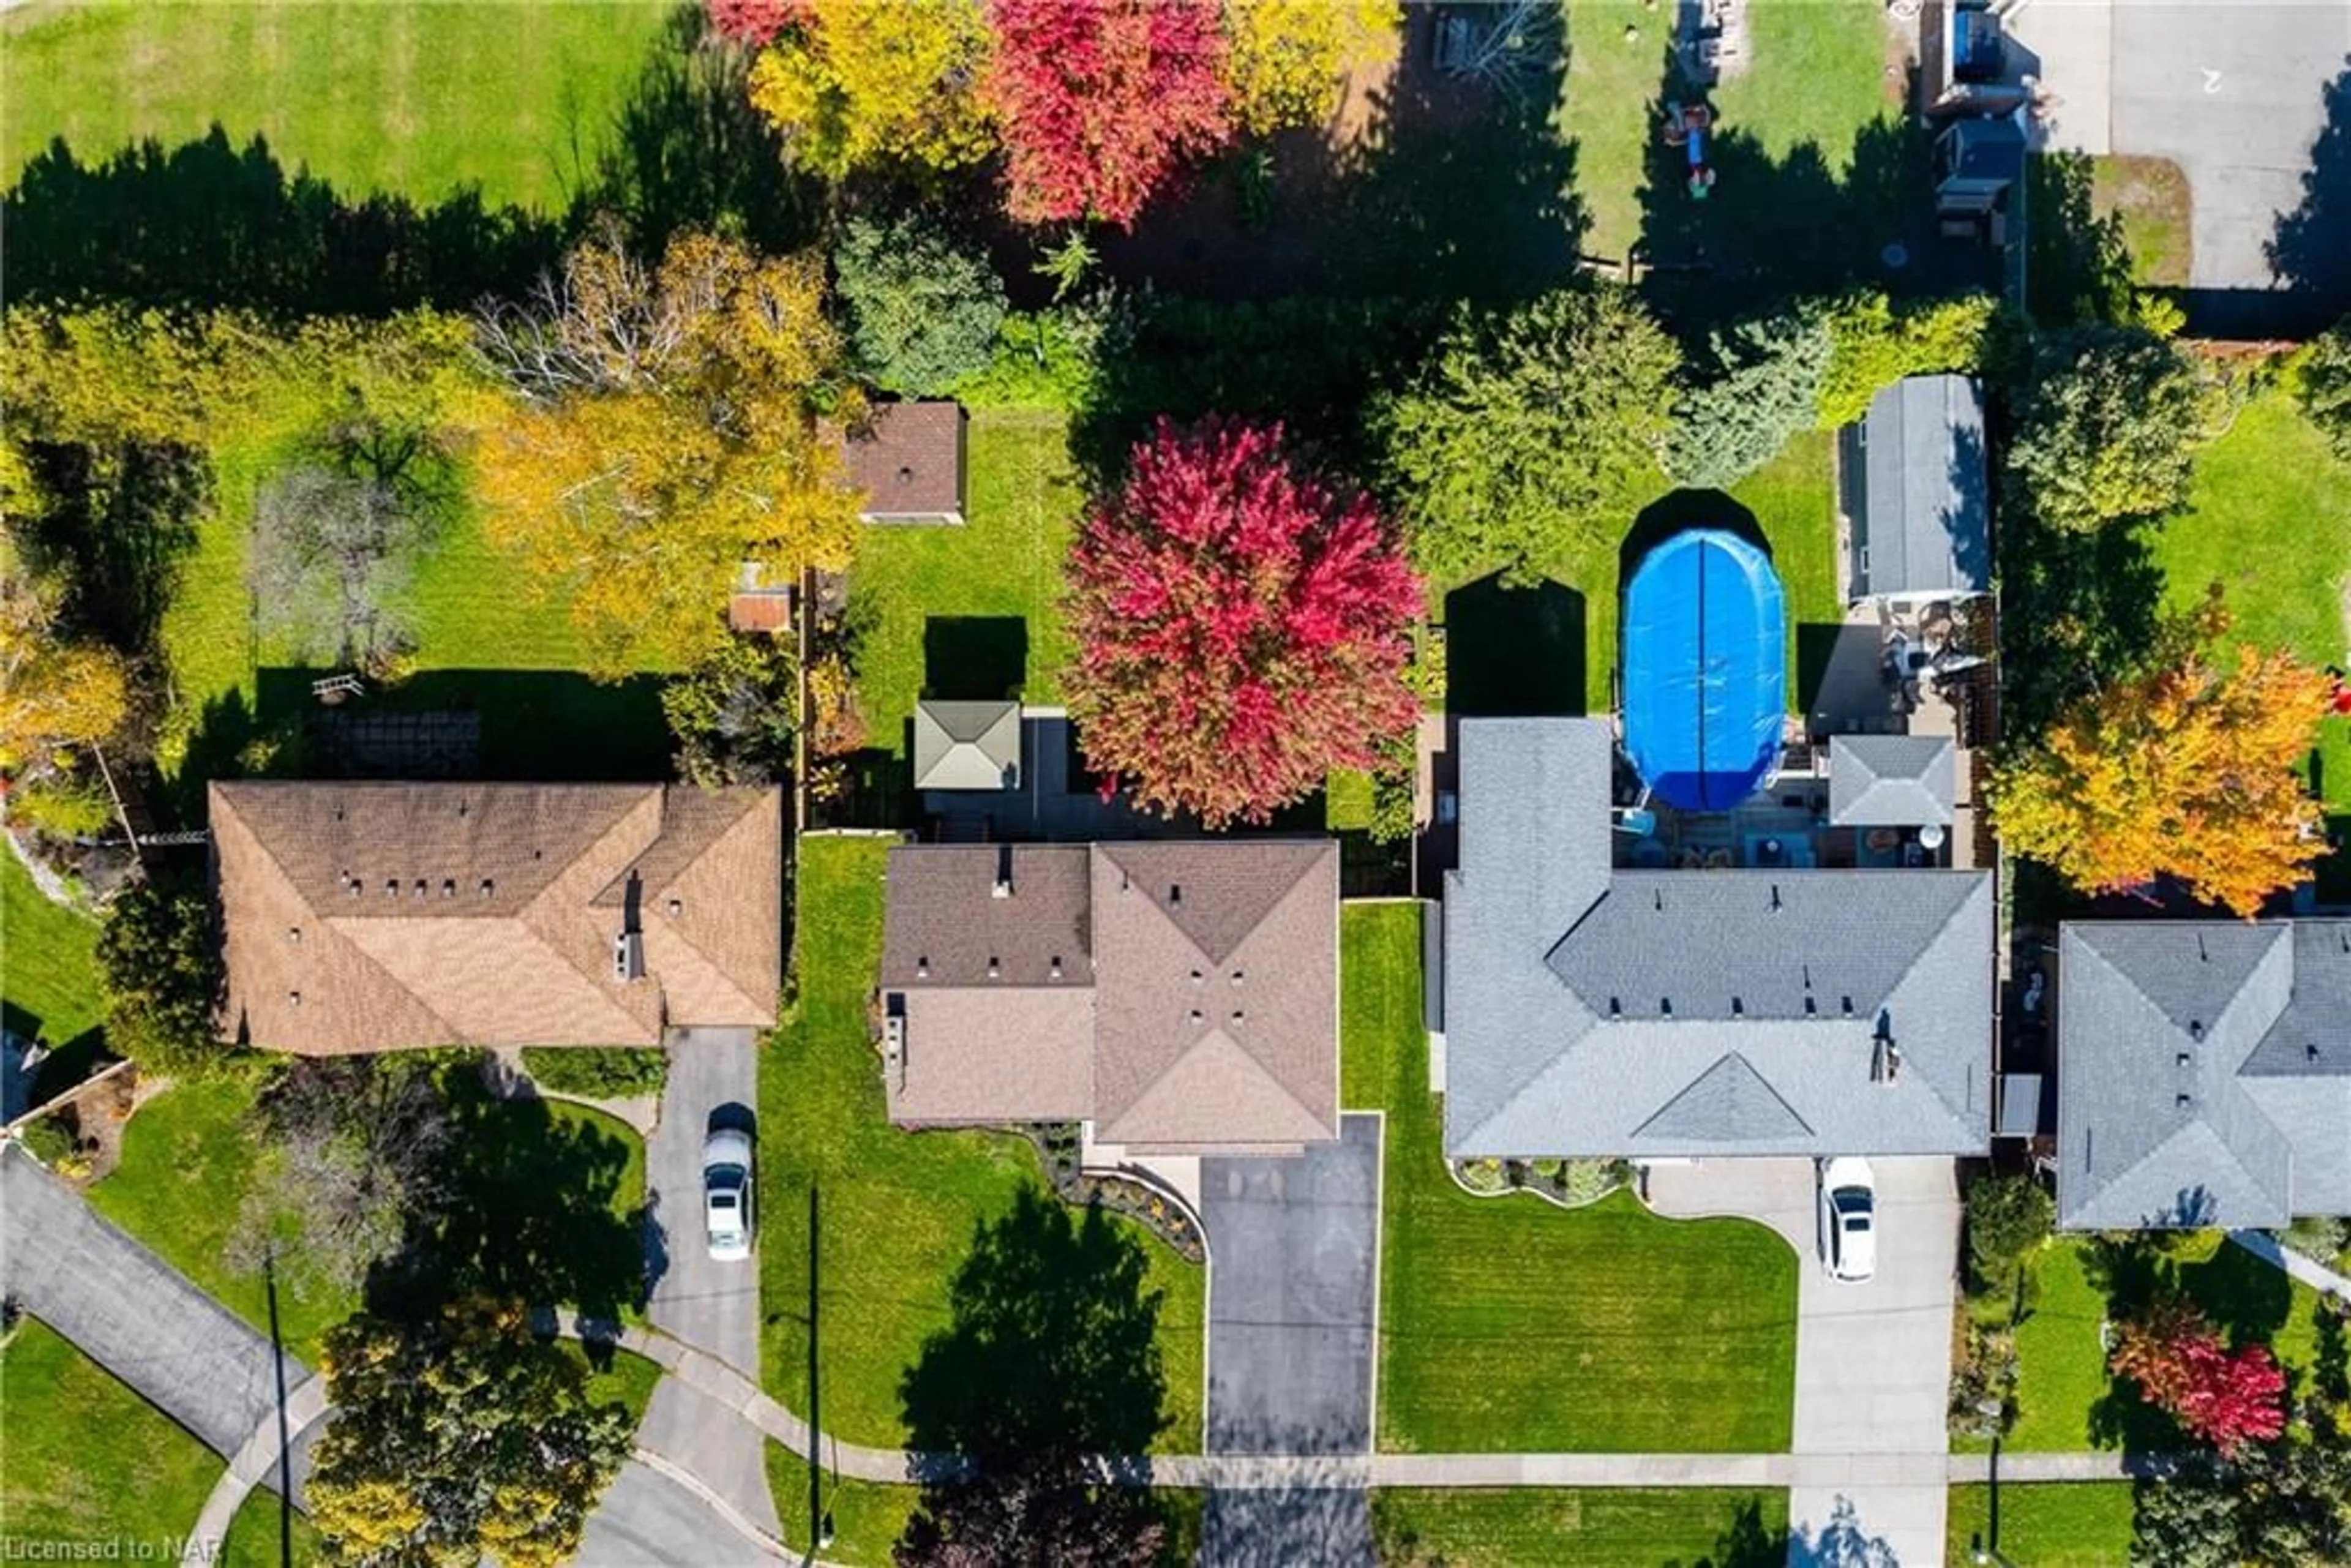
[1648,1155,1961,1568]
[621,1026,779,1545]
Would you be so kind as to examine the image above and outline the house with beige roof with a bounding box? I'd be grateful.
[211,782,782,1053]
[877,841,1339,1156]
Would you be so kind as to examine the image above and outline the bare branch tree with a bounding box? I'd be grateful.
[250,464,428,669]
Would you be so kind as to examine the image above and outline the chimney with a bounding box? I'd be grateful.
[1169,883,1183,906]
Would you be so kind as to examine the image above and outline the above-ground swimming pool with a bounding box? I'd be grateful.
[1621,528,1786,813]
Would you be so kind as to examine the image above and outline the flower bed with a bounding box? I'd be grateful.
[1017,1122,1206,1265]
[1449,1156,1634,1210]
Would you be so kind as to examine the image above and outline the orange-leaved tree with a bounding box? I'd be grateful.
[473,230,863,678]
[1991,590,2333,917]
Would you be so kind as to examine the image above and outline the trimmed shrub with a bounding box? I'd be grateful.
[519,1047,669,1100]
[1817,290,2002,428]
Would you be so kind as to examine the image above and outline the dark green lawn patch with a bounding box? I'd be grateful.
[0,849,104,1065]
[760,835,1205,1453]
[520,1046,670,1101]
[847,411,1083,762]
[221,1491,326,1568]
[1373,1486,1790,1567]
[0,1316,220,1550]
[1345,904,1796,1453]
[1945,1482,2134,1568]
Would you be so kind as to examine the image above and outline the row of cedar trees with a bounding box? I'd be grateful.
[712,0,1398,228]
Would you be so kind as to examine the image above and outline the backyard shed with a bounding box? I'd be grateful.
[1839,375,1990,605]
[913,699,1021,791]
[841,401,967,525]
[1828,734,1956,826]
[1621,528,1786,813]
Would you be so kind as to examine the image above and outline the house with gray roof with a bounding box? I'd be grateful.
[2056,920,2351,1231]
[1838,375,1991,606]
[1442,718,1995,1158]
[878,839,1340,1156]
[1829,735,1956,827]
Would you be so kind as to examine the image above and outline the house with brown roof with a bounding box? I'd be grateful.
[877,841,1340,1155]
[211,782,782,1053]
[840,402,966,525]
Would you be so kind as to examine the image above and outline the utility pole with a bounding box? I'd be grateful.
[807,1182,832,1555]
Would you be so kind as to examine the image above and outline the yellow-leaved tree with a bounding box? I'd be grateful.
[1991,591,2334,917]
[1220,0,1398,136]
[747,0,995,180]
[473,230,863,678]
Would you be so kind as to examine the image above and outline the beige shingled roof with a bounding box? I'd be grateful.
[877,840,1338,1153]
[212,782,781,1054]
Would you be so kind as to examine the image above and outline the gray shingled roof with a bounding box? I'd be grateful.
[1444,718,1994,1158]
[912,699,1022,790]
[1829,735,1956,826]
[2058,920,2351,1229]
[1845,375,1990,601]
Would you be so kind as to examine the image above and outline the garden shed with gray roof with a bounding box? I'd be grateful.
[912,699,1022,791]
[1829,734,1956,826]
[2056,920,2351,1231]
[1839,375,1991,605]
[1441,718,1995,1159]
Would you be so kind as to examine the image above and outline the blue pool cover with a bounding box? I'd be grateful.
[1621,529,1786,812]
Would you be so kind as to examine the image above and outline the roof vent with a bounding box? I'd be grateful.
[1660,997,1673,1018]
[1841,996,1854,1017]
[2189,1020,2205,1042]
[2177,1051,2192,1068]
[1654,888,1664,912]
[532,848,543,860]
[288,990,301,1007]
[896,465,915,486]
[1231,1010,1245,1024]
[1230,970,1244,986]
[1190,969,1204,984]
[1731,996,1744,1016]
[1769,885,1782,913]
[1049,956,1063,980]
[1608,996,1622,1019]
[414,879,428,900]
[916,955,930,978]
[384,879,399,898]
[2176,1092,2193,1109]
[442,879,456,898]
[288,926,302,943]
[2309,1042,2322,1062]
[986,956,1001,980]
[1804,995,1818,1017]
[1188,1008,1204,1023]
[332,803,344,822]
[1169,883,1183,906]
[992,844,1014,899]
[479,878,495,898]
[457,799,468,818]
[348,880,361,899]
[667,896,683,918]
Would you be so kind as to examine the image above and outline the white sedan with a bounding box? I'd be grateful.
[703,1128,754,1263]
[1818,1157,1878,1282]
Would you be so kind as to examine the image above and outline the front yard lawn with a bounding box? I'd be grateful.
[759,834,1205,1454]
[222,1493,324,1568]
[3,1,673,213]
[1346,904,1797,1453]
[1945,1482,2134,1568]
[90,1068,650,1360]
[1373,1486,1789,1568]
[1965,1232,2338,1454]
[0,1316,220,1550]
[846,410,1083,762]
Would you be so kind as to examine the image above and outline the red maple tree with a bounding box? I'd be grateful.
[1064,418,1422,828]
[984,0,1231,228]
[2109,1297,2288,1456]
[706,0,811,45]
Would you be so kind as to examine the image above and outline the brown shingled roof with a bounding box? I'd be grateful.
[212,782,781,1053]
[839,402,966,523]
[877,840,1338,1153]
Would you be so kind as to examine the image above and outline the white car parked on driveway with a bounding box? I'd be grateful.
[1817,1157,1877,1282]
[703,1127,754,1262]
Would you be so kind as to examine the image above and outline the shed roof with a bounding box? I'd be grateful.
[1442,718,1993,1159]
[2057,920,2351,1229]
[912,699,1022,790]
[841,402,965,522]
[1829,734,1957,825]
[1848,375,1990,601]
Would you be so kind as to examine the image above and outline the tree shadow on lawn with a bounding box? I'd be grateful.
[15,440,207,658]
[1441,574,1588,719]
[896,1187,1177,1558]
[366,1067,647,1333]
[1104,4,1587,305]
[1995,517,2164,743]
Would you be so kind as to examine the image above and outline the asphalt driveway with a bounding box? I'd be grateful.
[619,1026,779,1545]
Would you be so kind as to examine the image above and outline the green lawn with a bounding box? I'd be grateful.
[760,835,1205,1454]
[765,1444,920,1568]
[1373,1487,1790,1568]
[846,410,1084,760]
[0,847,103,1052]
[1346,904,1798,1452]
[222,1493,325,1568]
[1965,1232,2339,1455]
[2151,384,2351,890]
[1563,0,1894,261]
[3,1,674,212]
[89,1072,650,1360]
[0,1317,222,1550]
[1946,1482,2134,1568]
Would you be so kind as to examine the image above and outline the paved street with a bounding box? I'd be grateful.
[0,1144,304,1464]
[576,1458,789,1567]
[618,1024,780,1545]
[1648,1155,1961,1568]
